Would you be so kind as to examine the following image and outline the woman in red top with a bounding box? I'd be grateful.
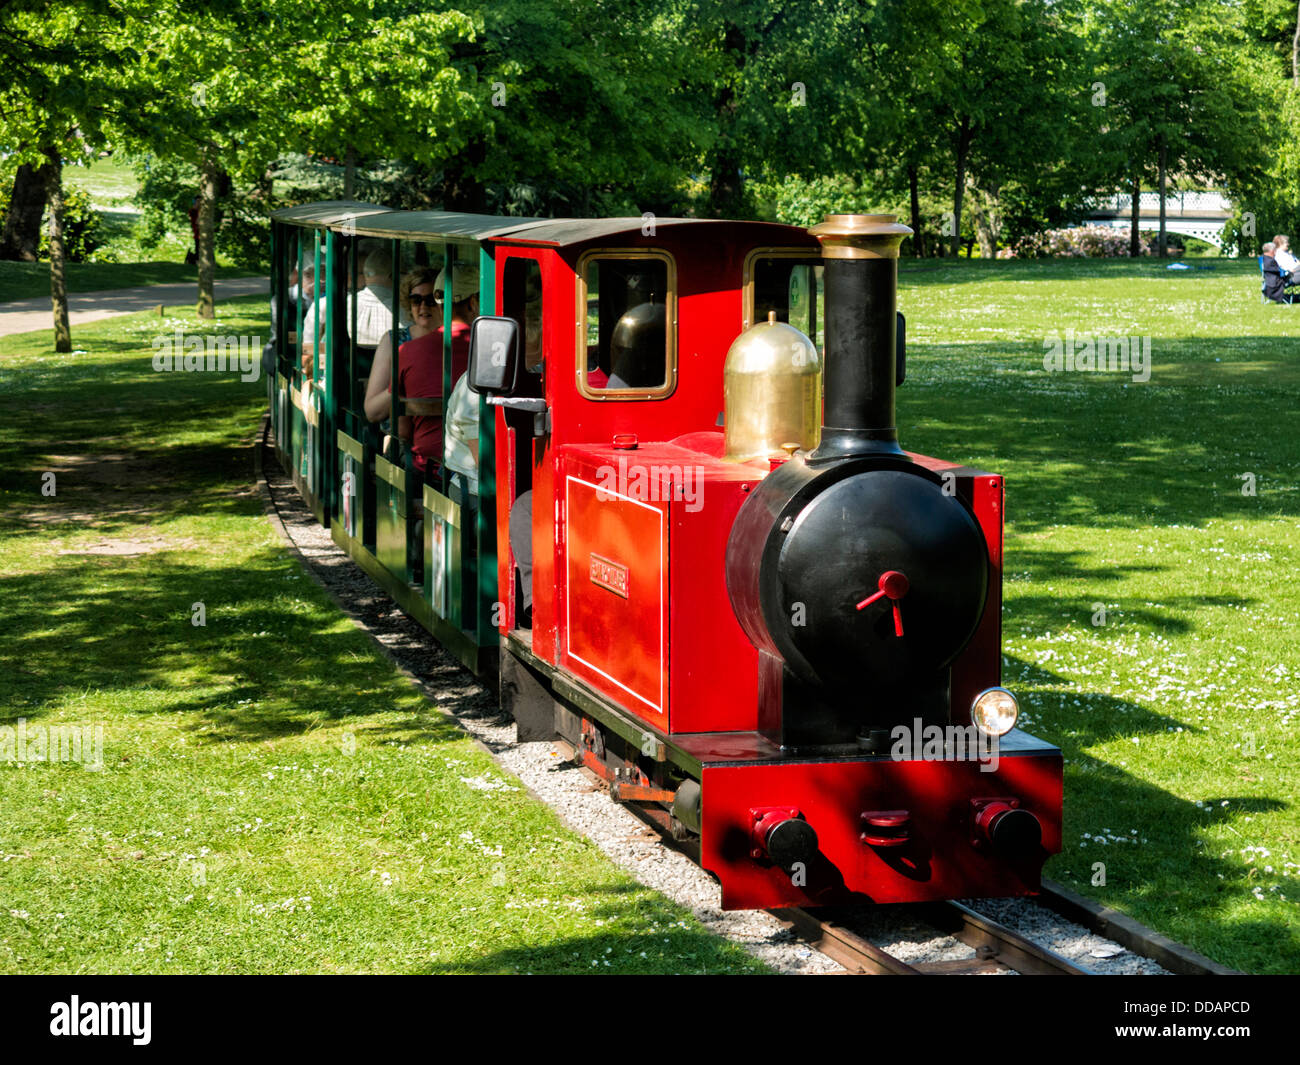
[396,263,477,479]
[362,266,432,424]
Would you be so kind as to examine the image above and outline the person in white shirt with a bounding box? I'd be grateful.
[444,371,479,503]
[347,249,395,347]
[1273,235,1299,276]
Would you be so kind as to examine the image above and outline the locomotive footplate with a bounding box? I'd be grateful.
[682,730,1062,911]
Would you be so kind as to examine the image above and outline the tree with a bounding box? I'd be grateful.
[886,0,1086,258]
[0,159,56,261]
[0,0,143,347]
[1085,0,1276,257]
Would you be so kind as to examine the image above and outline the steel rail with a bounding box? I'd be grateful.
[773,901,1089,976]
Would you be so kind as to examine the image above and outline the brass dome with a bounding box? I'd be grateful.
[723,312,822,463]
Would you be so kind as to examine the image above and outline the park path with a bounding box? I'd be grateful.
[0,276,269,337]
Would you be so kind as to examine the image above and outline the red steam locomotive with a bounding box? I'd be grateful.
[472,212,1063,910]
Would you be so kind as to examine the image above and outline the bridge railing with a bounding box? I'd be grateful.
[1088,191,1231,215]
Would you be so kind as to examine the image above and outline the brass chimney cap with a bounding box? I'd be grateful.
[809,213,913,259]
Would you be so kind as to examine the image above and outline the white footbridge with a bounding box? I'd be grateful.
[1085,191,1233,250]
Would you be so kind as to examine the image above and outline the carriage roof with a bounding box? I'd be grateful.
[269,202,812,249]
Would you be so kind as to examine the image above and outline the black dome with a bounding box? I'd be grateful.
[763,469,988,697]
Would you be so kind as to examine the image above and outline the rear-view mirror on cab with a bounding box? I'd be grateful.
[468,315,522,396]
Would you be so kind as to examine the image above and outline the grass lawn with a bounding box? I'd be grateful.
[1,255,1296,975]
[899,256,1299,973]
[0,297,769,974]
[63,158,140,208]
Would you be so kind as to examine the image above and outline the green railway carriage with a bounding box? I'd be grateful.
[268,201,532,675]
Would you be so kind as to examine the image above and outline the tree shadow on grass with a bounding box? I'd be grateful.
[987,654,1294,973]
[1006,589,1252,641]
[0,441,266,532]
[0,547,464,749]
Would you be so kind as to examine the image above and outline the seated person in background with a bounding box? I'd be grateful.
[362,268,430,424]
[348,248,395,347]
[1262,242,1298,304]
[1274,234,1299,276]
[299,256,329,376]
[396,263,479,480]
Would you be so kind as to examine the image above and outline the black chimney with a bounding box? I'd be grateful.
[807,214,912,463]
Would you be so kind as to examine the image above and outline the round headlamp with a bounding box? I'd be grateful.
[972,687,1019,737]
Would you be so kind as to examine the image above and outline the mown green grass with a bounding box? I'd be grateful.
[899,256,1299,973]
[0,299,770,974]
[63,158,140,207]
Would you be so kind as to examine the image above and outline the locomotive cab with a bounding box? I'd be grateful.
[491,212,1062,910]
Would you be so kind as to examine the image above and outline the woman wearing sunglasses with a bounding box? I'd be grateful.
[362,264,477,473]
[393,264,478,479]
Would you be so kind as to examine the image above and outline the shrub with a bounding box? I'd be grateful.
[134,155,271,271]
[1008,224,1152,258]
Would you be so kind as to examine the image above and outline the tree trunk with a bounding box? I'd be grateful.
[908,165,925,257]
[951,119,970,259]
[1129,172,1141,257]
[1293,0,1299,87]
[970,182,1000,259]
[45,150,71,353]
[197,150,218,319]
[344,144,356,199]
[1157,137,1167,258]
[1,159,56,262]
[248,165,274,211]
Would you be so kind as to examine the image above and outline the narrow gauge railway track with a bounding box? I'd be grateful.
[772,884,1238,975]
[772,903,1090,975]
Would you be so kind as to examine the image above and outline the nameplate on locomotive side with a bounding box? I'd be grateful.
[589,553,629,598]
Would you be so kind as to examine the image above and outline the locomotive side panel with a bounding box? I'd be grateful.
[559,451,671,731]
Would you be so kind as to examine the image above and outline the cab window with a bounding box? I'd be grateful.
[577,252,675,397]
[749,254,824,351]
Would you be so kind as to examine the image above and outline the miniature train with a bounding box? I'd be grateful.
[267,203,1061,909]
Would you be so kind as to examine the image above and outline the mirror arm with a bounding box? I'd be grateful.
[485,396,549,438]
[486,397,547,412]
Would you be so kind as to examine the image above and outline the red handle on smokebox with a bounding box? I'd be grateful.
[855,570,909,636]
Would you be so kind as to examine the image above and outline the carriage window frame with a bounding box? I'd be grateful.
[742,246,824,332]
[574,248,677,401]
